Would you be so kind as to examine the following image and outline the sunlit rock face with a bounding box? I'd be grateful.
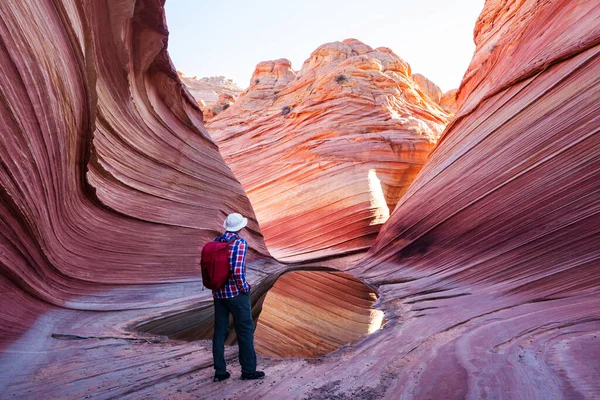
[0,0,267,352]
[208,39,450,262]
[346,0,600,398]
[412,74,458,115]
[412,72,442,104]
[179,73,242,118]
[413,73,458,113]
[439,88,458,113]
[254,270,382,358]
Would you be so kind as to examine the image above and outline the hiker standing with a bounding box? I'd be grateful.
[204,213,265,382]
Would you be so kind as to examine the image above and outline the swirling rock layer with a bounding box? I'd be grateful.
[207,41,450,262]
[348,0,600,397]
[0,0,267,350]
[1,0,599,399]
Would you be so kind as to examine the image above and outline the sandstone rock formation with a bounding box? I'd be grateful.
[412,72,442,104]
[413,72,458,113]
[179,73,242,118]
[346,0,600,397]
[439,88,458,113]
[1,0,599,399]
[208,40,451,262]
[0,0,268,352]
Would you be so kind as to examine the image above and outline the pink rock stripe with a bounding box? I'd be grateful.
[0,0,268,348]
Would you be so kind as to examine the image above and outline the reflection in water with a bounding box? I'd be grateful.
[255,270,383,358]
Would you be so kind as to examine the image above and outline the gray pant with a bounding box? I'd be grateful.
[212,291,257,374]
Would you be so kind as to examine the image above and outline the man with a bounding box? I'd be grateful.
[212,213,265,382]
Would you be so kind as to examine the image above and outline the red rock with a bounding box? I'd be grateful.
[1,0,599,399]
[208,39,451,262]
[349,0,600,398]
[0,0,267,351]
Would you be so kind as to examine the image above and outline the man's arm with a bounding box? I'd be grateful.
[231,239,250,292]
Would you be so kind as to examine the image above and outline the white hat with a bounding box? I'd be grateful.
[223,213,248,232]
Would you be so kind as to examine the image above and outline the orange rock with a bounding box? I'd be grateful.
[412,73,442,104]
[439,88,458,113]
[208,39,451,262]
[412,73,458,114]
[3,1,598,399]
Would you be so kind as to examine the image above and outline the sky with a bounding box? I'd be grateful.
[164,0,484,92]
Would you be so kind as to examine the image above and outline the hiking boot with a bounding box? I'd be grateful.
[241,371,265,380]
[214,371,231,382]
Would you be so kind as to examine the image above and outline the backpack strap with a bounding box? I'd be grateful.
[218,234,238,244]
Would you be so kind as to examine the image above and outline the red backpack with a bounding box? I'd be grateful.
[201,236,236,289]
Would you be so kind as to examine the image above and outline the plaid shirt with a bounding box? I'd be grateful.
[212,232,250,299]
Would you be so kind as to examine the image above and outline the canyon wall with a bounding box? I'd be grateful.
[346,0,600,397]
[1,0,599,399]
[0,0,268,351]
[208,41,451,262]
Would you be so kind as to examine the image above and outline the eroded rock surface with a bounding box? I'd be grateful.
[179,73,243,118]
[208,39,451,262]
[0,0,268,350]
[1,0,599,399]
[412,72,442,104]
[439,88,458,113]
[348,0,600,397]
[413,72,458,113]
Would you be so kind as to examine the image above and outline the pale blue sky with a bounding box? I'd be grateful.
[164,0,484,92]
